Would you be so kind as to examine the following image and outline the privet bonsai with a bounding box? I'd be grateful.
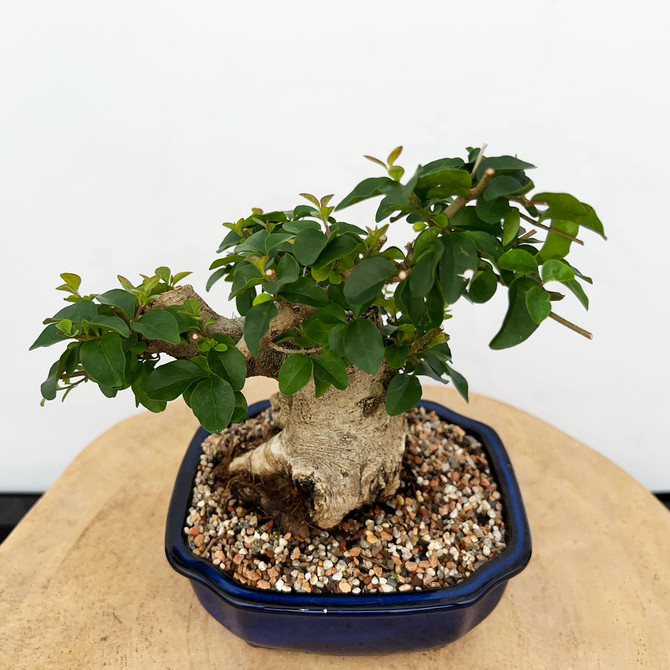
[32,146,604,529]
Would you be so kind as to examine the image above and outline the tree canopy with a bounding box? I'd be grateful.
[32,146,605,433]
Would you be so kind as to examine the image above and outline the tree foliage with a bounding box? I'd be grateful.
[33,147,605,432]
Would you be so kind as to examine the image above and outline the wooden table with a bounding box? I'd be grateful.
[1,379,669,669]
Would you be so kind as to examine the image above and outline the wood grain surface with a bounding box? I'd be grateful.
[1,378,668,669]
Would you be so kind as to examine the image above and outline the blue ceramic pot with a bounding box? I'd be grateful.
[165,400,531,655]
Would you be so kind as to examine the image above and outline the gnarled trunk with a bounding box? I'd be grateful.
[229,366,406,528]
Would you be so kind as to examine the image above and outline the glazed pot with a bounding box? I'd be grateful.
[165,400,531,655]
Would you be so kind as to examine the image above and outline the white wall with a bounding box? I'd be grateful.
[2,1,668,491]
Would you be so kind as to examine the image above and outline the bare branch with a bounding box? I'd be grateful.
[470,142,488,176]
[549,312,593,340]
[518,211,584,246]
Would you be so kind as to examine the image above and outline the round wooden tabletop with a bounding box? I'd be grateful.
[1,378,668,668]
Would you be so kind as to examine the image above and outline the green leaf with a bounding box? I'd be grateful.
[395,280,444,329]
[335,176,396,211]
[172,271,192,285]
[476,196,510,224]
[525,285,552,324]
[468,265,498,303]
[420,157,465,174]
[98,384,118,398]
[328,323,347,356]
[409,248,441,298]
[416,168,472,198]
[96,289,138,318]
[282,218,321,234]
[483,175,525,201]
[279,354,314,395]
[576,204,606,239]
[231,391,248,423]
[379,246,406,261]
[497,249,538,274]
[265,253,300,294]
[277,278,328,307]
[303,304,347,343]
[293,228,329,265]
[252,293,275,307]
[330,221,367,236]
[375,170,420,222]
[131,365,167,413]
[533,192,586,219]
[144,360,206,401]
[80,332,126,388]
[190,377,235,434]
[385,374,422,416]
[236,229,269,254]
[230,263,264,298]
[131,310,181,344]
[476,155,535,181]
[313,351,349,390]
[542,259,575,283]
[60,273,82,291]
[30,324,68,350]
[384,345,410,369]
[40,360,61,401]
[461,231,504,262]
[52,299,98,323]
[449,207,492,232]
[235,288,256,315]
[438,234,478,303]
[265,232,294,254]
[210,254,244,270]
[314,234,361,268]
[82,314,130,338]
[207,347,247,390]
[313,367,332,397]
[343,257,397,306]
[489,278,541,350]
[243,300,278,356]
[537,219,580,263]
[217,229,243,252]
[344,319,384,375]
[502,209,521,247]
[445,364,469,402]
[206,267,228,292]
[566,279,589,309]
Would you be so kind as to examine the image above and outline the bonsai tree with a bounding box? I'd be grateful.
[32,146,604,529]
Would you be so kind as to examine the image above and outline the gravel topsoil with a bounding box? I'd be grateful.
[185,406,506,595]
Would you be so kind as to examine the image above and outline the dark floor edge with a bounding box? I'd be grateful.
[1,490,669,546]
[0,494,42,544]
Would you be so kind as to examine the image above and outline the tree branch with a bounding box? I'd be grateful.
[444,168,496,221]
[235,301,316,360]
[549,312,593,340]
[143,285,315,379]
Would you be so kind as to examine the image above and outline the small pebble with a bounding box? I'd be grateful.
[185,406,506,595]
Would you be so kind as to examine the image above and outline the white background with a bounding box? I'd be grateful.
[1,1,668,491]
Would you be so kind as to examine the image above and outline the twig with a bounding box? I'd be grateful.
[507,195,548,208]
[470,142,488,176]
[519,212,584,246]
[267,341,323,355]
[549,312,593,340]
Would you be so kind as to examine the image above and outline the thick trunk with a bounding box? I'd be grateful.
[145,287,406,528]
[229,367,406,528]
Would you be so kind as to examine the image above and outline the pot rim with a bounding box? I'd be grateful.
[165,399,532,614]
